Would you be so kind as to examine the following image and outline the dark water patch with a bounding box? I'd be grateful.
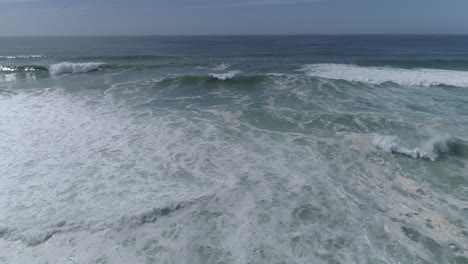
[0,193,215,247]
[118,205,182,227]
[400,226,449,263]
[72,55,178,61]
[156,74,269,88]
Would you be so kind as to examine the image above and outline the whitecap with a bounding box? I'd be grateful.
[49,62,105,75]
[302,64,468,87]
[209,70,240,81]
[212,63,230,71]
[0,55,45,59]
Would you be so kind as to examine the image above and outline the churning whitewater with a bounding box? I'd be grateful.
[0,36,467,264]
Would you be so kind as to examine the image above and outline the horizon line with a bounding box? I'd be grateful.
[1,33,468,38]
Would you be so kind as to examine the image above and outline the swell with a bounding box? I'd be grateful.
[0,63,185,74]
[0,63,266,85]
[156,73,268,87]
[4,62,468,89]
[62,55,178,61]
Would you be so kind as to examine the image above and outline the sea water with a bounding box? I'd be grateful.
[0,35,467,263]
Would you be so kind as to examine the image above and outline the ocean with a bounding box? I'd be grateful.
[0,35,467,264]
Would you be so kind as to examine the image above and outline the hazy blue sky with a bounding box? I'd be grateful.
[0,0,467,36]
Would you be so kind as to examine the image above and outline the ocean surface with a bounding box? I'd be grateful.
[0,35,467,264]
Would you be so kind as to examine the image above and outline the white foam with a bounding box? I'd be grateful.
[1,82,466,263]
[212,63,230,71]
[373,134,451,161]
[209,70,240,80]
[49,62,105,75]
[0,66,15,72]
[0,55,45,59]
[302,64,468,87]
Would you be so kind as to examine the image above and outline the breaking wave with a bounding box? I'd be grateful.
[5,61,468,89]
[0,65,48,73]
[302,64,468,87]
[209,70,240,80]
[0,55,45,59]
[49,62,106,75]
[355,58,468,70]
[372,134,467,161]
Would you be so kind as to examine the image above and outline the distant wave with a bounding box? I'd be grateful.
[0,62,105,75]
[0,65,48,73]
[9,62,468,88]
[49,62,106,75]
[372,134,467,161]
[64,55,176,61]
[356,58,468,69]
[302,64,468,87]
[0,55,45,59]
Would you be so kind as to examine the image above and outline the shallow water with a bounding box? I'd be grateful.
[0,36,467,264]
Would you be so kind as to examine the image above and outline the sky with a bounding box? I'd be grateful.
[0,0,467,36]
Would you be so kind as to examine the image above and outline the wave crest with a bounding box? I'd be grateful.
[0,55,45,59]
[372,134,457,161]
[302,64,468,87]
[212,63,230,71]
[49,62,105,75]
[209,71,240,81]
[0,65,48,73]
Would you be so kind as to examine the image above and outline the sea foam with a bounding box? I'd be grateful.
[302,64,468,87]
[49,62,105,75]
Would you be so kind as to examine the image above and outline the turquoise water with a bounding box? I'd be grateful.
[0,36,467,263]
